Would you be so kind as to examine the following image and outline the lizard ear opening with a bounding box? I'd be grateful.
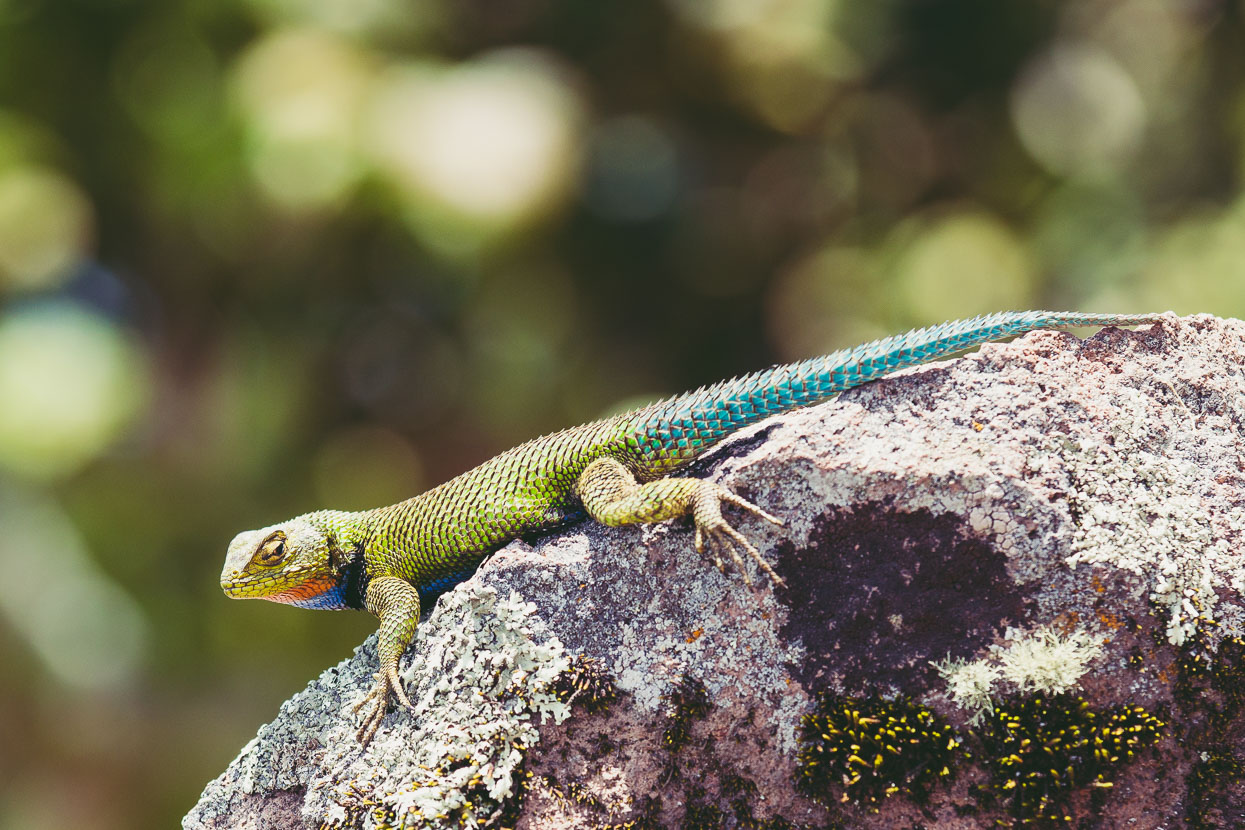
[254,531,288,567]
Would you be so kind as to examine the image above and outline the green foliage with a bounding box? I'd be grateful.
[794,693,964,808]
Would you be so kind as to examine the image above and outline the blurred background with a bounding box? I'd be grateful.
[0,0,1243,826]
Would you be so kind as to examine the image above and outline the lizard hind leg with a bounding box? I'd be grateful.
[575,456,785,587]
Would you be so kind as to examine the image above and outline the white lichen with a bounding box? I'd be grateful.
[1054,387,1225,645]
[996,626,1102,695]
[933,626,1101,723]
[931,655,1000,724]
[319,585,571,829]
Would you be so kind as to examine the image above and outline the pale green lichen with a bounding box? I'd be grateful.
[997,626,1101,695]
[319,585,571,829]
[1052,383,1235,644]
[932,655,1001,725]
[934,626,1101,723]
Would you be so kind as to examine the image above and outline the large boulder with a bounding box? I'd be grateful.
[185,314,1245,829]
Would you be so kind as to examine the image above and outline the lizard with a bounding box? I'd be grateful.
[219,310,1163,744]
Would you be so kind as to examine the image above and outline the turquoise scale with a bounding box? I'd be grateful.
[627,310,1162,465]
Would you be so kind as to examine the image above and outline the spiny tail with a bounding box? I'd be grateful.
[628,310,1163,470]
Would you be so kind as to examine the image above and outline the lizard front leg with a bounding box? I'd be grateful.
[575,457,785,587]
[352,575,420,745]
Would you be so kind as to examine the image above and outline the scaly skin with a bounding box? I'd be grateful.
[220,310,1163,744]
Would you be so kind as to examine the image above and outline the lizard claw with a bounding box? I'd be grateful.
[694,525,727,574]
[352,667,412,746]
[691,482,786,588]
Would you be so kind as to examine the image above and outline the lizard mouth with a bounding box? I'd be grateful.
[219,570,254,598]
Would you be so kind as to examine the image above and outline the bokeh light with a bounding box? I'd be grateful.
[1140,199,1245,313]
[0,484,148,691]
[367,49,586,255]
[666,0,861,132]
[0,166,93,291]
[232,28,374,211]
[1011,41,1146,179]
[767,245,885,361]
[0,302,148,479]
[112,20,223,149]
[243,0,436,37]
[584,116,681,223]
[894,210,1036,320]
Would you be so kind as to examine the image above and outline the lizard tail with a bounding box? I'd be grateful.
[628,310,1163,470]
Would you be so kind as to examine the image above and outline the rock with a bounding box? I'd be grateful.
[184,314,1245,829]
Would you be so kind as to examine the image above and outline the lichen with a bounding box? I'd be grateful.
[997,626,1102,695]
[794,693,964,808]
[932,656,1001,725]
[933,626,1101,723]
[1055,398,1235,644]
[318,585,571,829]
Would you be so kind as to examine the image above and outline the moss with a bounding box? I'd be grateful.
[794,693,964,808]
[1175,627,1245,827]
[661,674,711,753]
[793,689,1164,824]
[981,694,1165,823]
[600,795,662,830]
[1181,632,1245,722]
[561,779,603,811]
[1187,751,1245,830]
[551,654,618,714]
[682,785,726,830]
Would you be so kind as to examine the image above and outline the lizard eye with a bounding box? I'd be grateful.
[257,532,287,565]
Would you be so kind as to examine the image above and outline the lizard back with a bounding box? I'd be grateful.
[365,415,634,593]
[362,310,1163,595]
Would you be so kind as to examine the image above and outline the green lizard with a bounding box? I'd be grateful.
[220,310,1162,744]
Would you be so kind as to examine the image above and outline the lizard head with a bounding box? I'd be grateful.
[220,511,364,610]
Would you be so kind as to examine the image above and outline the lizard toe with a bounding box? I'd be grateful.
[692,482,784,588]
[352,673,395,746]
[388,666,413,710]
[356,698,385,746]
[720,490,784,527]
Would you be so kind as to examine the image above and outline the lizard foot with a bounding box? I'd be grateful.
[351,664,412,746]
[691,482,785,588]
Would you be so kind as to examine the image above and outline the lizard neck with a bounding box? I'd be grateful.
[300,509,372,611]
[337,532,369,611]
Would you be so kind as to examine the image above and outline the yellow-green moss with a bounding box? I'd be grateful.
[794,693,964,808]
[1176,629,1245,827]
[551,654,618,713]
[661,674,710,752]
[981,695,1165,823]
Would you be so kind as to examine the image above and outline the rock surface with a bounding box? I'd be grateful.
[185,314,1245,829]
